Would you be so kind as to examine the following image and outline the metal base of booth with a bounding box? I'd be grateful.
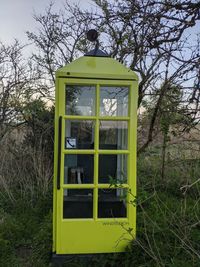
[52,253,101,267]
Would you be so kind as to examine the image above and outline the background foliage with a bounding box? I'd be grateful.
[0,0,200,266]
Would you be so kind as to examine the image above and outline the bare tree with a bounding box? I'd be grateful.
[0,40,29,139]
[0,40,49,140]
[90,0,200,152]
[26,2,95,86]
[27,0,200,152]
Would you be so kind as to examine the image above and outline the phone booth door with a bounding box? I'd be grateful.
[54,77,137,254]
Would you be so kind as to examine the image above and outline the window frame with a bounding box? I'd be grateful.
[59,78,134,220]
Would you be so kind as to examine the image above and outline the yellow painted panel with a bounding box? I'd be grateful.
[56,56,138,81]
[56,220,135,254]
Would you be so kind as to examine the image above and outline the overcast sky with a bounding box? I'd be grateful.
[0,0,199,50]
[0,0,91,44]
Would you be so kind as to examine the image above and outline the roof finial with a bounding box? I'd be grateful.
[87,29,99,52]
[85,29,108,57]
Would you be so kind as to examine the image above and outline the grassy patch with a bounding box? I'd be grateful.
[0,148,199,266]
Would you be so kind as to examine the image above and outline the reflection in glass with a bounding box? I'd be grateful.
[100,86,129,116]
[66,85,95,116]
[98,189,127,218]
[64,154,94,184]
[99,154,127,184]
[63,189,93,218]
[65,120,95,149]
[99,121,128,150]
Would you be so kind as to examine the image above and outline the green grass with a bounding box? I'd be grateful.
[0,147,200,267]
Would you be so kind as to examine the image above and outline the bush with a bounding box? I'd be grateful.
[31,212,53,266]
[0,111,199,266]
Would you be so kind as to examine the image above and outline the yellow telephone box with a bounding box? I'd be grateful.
[53,35,138,257]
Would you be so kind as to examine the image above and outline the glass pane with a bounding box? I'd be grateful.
[99,154,127,184]
[64,154,94,184]
[99,121,128,150]
[63,189,93,218]
[66,85,95,116]
[98,189,127,218]
[65,120,94,149]
[100,86,129,116]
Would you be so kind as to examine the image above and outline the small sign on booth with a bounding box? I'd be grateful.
[65,137,77,149]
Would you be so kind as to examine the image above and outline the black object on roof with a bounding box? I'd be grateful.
[85,29,109,57]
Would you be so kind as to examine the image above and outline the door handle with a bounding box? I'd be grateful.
[57,116,62,190]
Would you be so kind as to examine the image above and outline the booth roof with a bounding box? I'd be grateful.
[56,56,138,81]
